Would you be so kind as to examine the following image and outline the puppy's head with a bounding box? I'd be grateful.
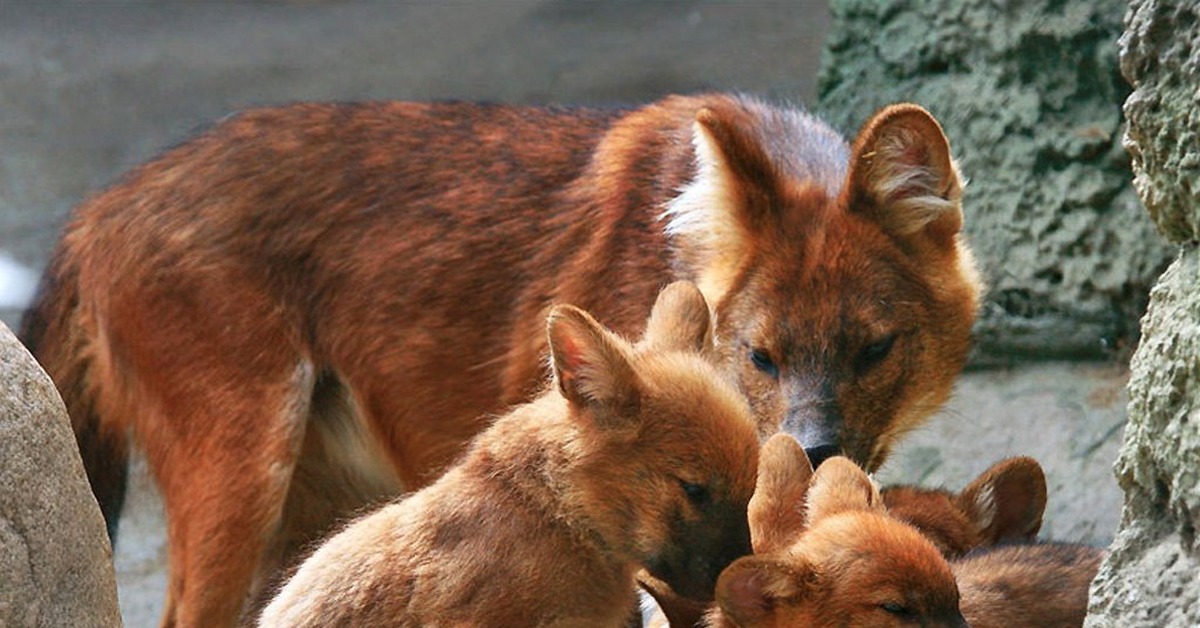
[714,457,966,627]
[548,281,759,601]
[882,456,1047,557]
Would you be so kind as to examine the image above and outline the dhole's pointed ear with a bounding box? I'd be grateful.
[749,434,814,554]
[846,104,963,250]
[804,456,882,525]
[716,555,816,626]
[662,103,778,305]
[959,456,1047,544]
[547,305,640,423]
[639,281,713,353]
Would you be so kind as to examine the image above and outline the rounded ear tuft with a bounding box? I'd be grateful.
[716,555,812,626]
[749,434,814,554]
[804,456,881,525]
[959,456,1047,544]
[639,281,713,353]
[661,99,782,306]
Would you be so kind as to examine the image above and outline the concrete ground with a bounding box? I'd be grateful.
[0,3,1129,627]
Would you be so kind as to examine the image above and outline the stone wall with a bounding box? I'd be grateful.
[0,321,121,626]
[1085,1,1200,625]
[817,0,1173,361]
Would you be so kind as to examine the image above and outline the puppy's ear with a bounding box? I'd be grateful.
[715,555,816,626]
[804,456,882,525]
[845,104,963,251]
[547,305,640,426]
[749,434,814,554]
[958,456,1047,545]
[639,281,713,354]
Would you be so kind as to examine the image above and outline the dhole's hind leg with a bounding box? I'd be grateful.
[249,373,403,613]
[146,360,315,628]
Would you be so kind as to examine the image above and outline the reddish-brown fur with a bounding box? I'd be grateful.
[257,282,759,626]
[953,543,1104,628]
[19,94,980,626]
[880,458,1097,628]
[703,441,967,628]
[882,456,1048,557]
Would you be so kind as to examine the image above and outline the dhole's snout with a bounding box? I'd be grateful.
[782,383,843,468]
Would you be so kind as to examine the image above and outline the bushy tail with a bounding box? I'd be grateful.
[18,249,129,543]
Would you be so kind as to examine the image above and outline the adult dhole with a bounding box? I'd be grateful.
[21,94,981,626]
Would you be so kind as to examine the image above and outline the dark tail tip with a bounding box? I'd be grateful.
[19,257,129,544]
[74,419,130,543]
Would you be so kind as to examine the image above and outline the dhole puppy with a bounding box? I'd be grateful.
[259,282,759,626]
[883,458,1102,628]
[699,444,1100,628]
[705,436,968,628]
[20,94,981,625]
[881,456,1048,557]
[953,542,1104,628]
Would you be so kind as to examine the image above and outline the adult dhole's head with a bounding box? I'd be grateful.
[546,281,759,601]
[664,98,982,471]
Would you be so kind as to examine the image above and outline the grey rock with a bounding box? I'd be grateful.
[817,0,1173,360]
[1086,1,1200,625]
[1087,251,1200,626]
[1118,0,1200,244]
[0,320,121,627]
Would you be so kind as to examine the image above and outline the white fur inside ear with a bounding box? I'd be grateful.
[972,483,996,532]
[659,120,747,303]
[867,130,963,236]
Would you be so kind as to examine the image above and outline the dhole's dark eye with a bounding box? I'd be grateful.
[749,348,779,379]
[880,602,910,616]
[680,481,710,506]
[855,334,897,372]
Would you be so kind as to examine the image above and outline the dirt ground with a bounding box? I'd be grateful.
[0,3,1128,626]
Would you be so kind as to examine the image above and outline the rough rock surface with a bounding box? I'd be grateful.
[817,0,1172,360]
[0,321,121,626]
[1086,1,1200,625]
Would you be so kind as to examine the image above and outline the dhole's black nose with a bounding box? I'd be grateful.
[804,444,840,468]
